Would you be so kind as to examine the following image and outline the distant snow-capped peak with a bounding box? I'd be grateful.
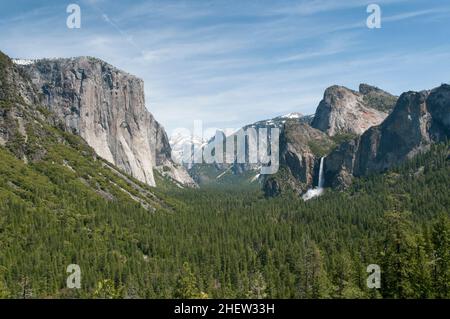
[169,133,207,164]
[280,112,303,119]
[12,59,35,65]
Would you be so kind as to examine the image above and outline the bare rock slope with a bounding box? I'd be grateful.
[311,84,397,136]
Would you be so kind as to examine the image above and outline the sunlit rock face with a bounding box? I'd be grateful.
[19,56,194,187]
[262,122,334,197]
[325,84,450,188]
[311,84,396,137]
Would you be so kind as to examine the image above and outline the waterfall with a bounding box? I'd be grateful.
[302,157,325,201]
[318,157,325,188]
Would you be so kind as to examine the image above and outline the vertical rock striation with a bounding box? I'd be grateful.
[263,122,334,196]
[18,57,194,187]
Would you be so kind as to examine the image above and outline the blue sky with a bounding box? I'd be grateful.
[1,0,449,136]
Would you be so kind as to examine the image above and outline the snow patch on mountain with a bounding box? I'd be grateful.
[12,59,35,65]
[169,133,207,165]
[281,112,303,119]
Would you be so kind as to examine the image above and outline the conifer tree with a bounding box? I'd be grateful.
[380,211,417,298]
[431,216,450,298]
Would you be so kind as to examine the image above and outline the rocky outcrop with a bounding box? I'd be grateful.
[262,122,334,196]
[325,84,450,188]
[17,56,194,187]
[262,85,396,196]
[281,122,333,185]
[359,83,398,113]
[0,51,48,160]
[311,84,396,136]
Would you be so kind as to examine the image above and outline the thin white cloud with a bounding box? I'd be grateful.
[276,33,361,63]
[384,7,450,22]
[1,0,449,135]
[273,0,408,16]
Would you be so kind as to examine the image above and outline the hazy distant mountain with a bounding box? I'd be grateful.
[169,133,207,166]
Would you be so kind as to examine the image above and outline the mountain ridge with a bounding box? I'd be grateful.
[324,84,450,189]
[311,84,397,136]
[5,49,448,197]
[176,83,399,194]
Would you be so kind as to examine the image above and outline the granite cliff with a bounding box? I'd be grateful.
[311,84,397,136]
[262,84,396,196]
[15,56,194,187]
[324,84,450,188]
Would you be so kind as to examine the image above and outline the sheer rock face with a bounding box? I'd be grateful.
[19,57,194,187]
[311,85,395,137]
[281,122,331,186]
[262,122,334,196]
[325,84,450,188]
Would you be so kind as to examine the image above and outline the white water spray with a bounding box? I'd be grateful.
[302,157,325,201]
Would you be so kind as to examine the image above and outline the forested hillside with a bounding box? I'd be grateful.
[1,139,448,298]
[0,48,448,299]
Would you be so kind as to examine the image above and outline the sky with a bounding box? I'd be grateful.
[1,0,449,137]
